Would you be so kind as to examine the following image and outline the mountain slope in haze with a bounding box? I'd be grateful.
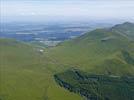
[0,38,83,100]
[47,22,134,75]
[111,22,134,40]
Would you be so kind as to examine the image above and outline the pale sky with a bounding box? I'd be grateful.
[1,0,134,22]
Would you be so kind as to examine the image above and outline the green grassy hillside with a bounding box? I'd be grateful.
[0,38,83,100]
[46,22,134,75]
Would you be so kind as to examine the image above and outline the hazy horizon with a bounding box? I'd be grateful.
[1,0,134,23]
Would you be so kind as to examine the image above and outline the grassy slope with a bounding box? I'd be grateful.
[46,23,134,76]
[0,38,83,100]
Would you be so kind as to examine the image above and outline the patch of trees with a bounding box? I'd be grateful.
[54,74,101,100]
[54,70,134,100]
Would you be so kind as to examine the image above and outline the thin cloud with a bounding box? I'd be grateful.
[1,0,134,22]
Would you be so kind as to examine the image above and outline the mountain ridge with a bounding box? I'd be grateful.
[47,22,134,75]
